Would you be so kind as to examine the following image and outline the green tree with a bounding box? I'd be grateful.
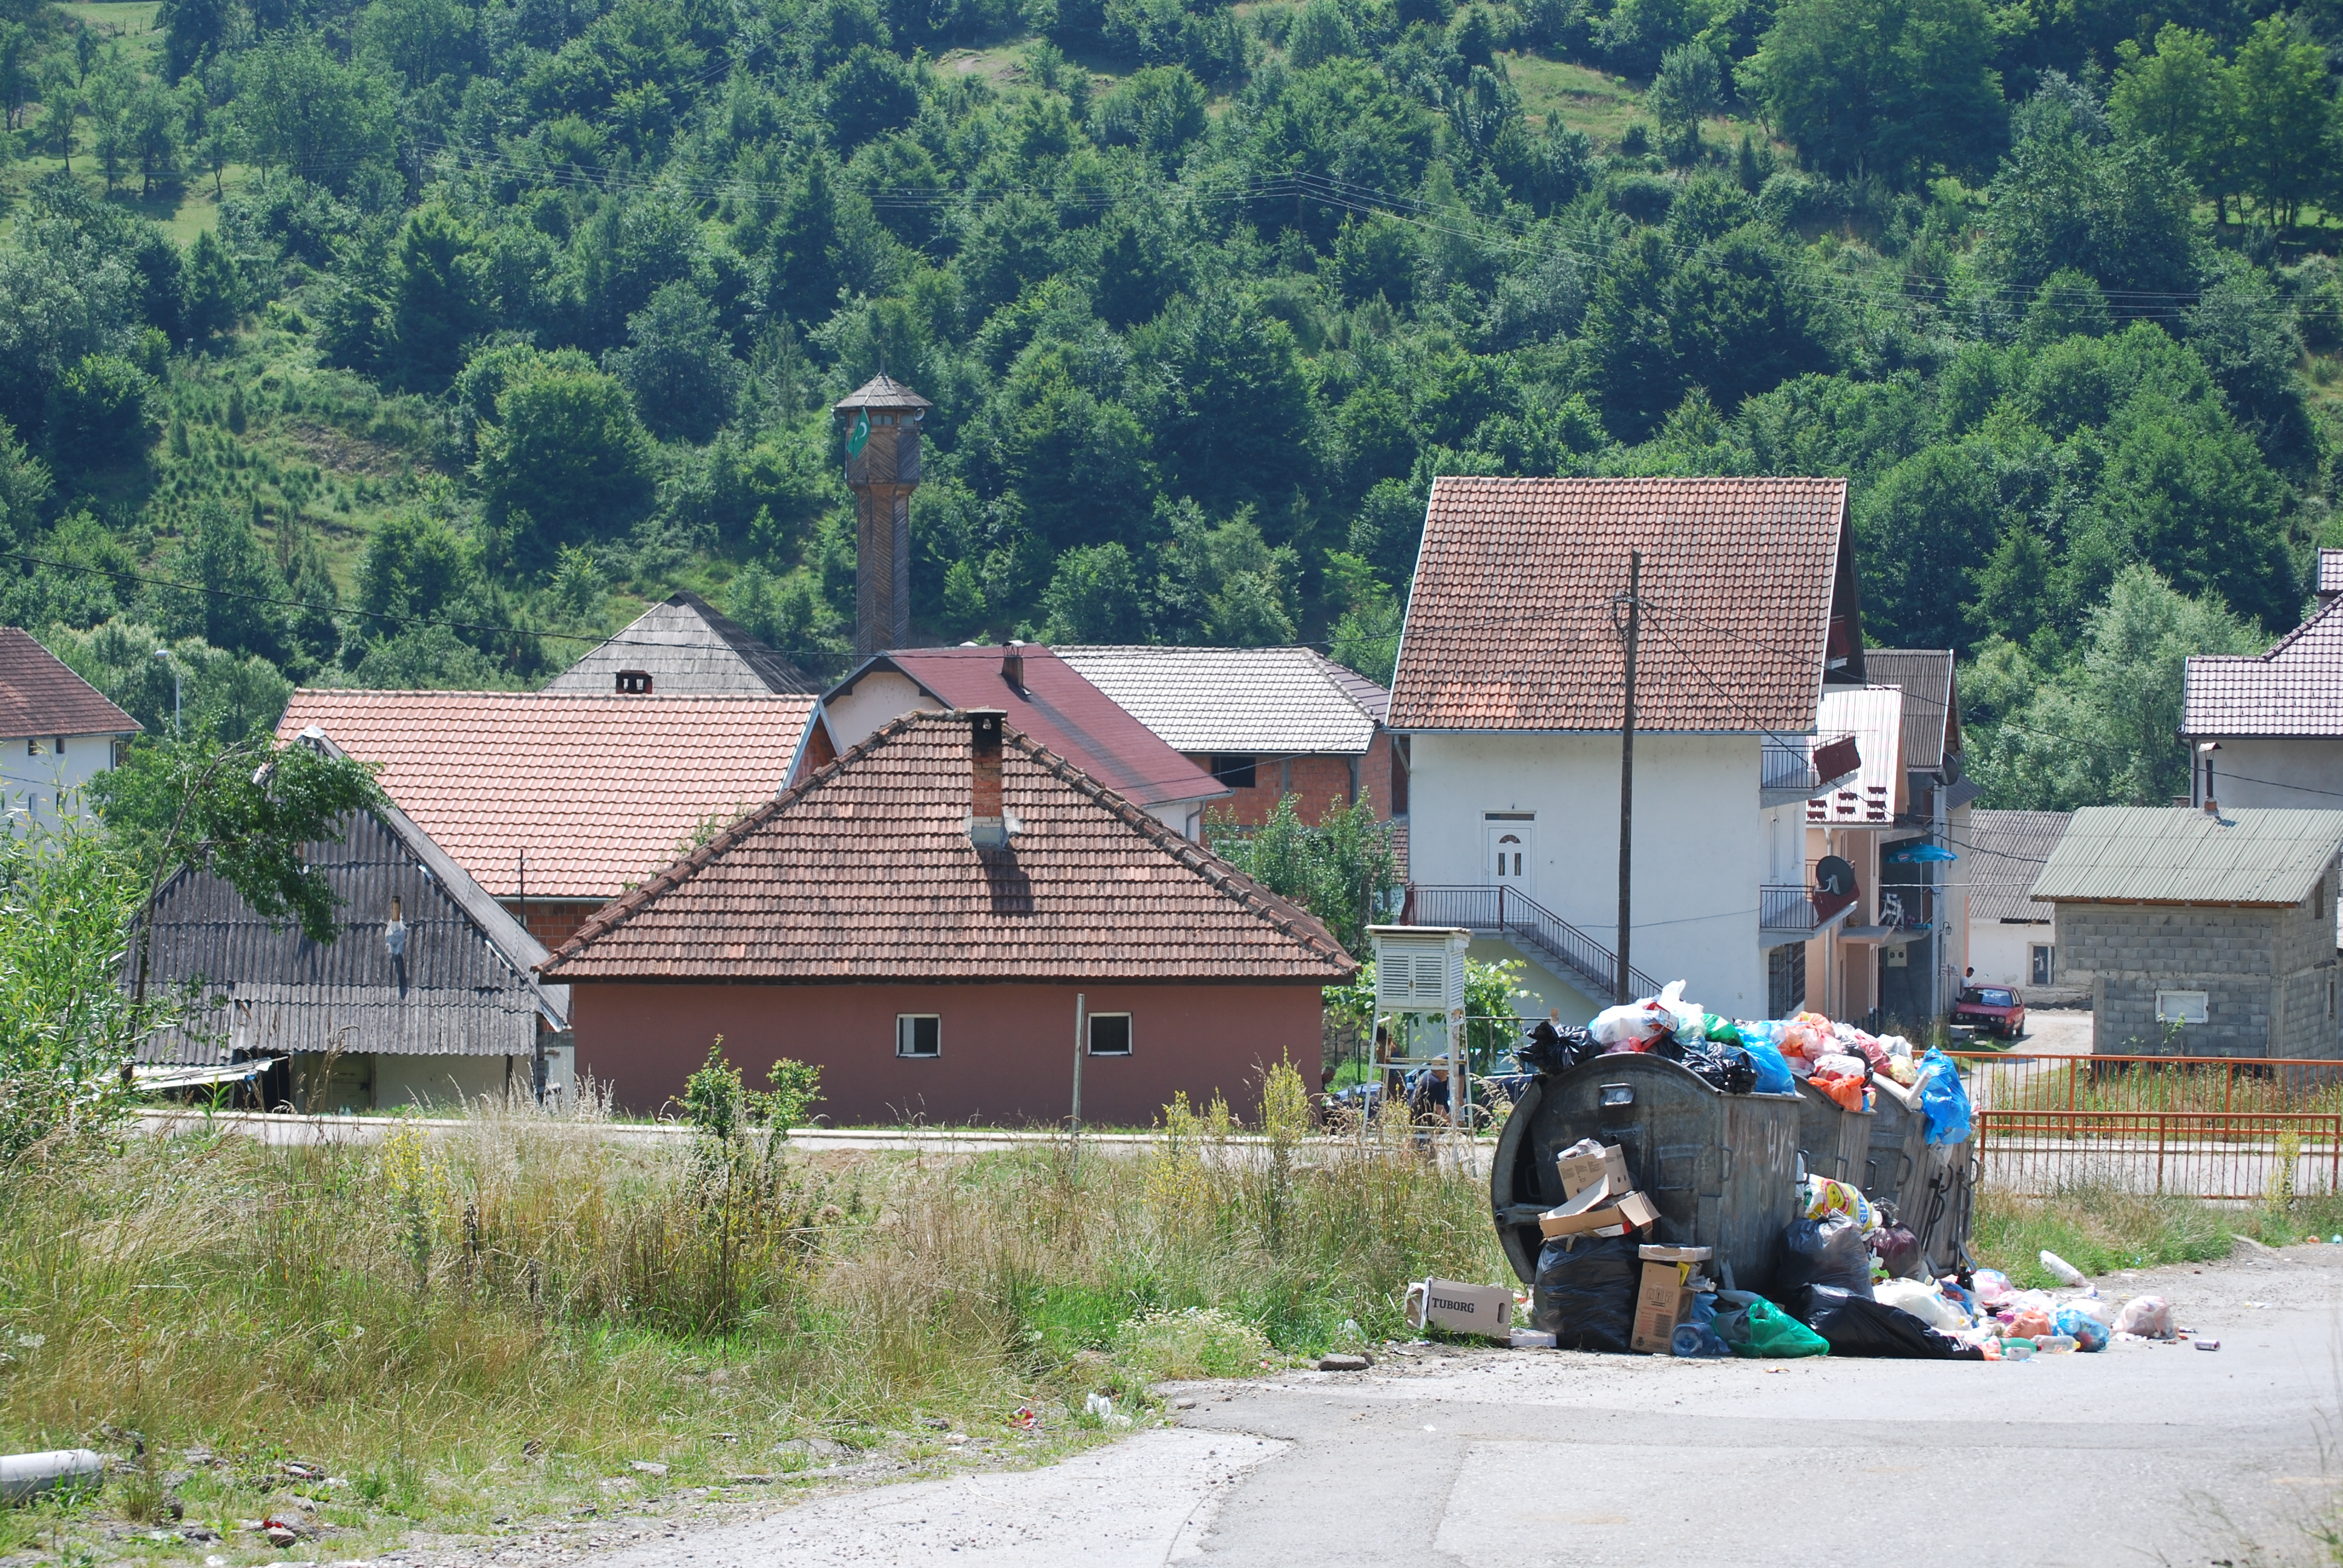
[157,0,232,80]
[1040,541,1147,641]
[1648,43,1722,158]
[2227,16,2332,229]
[151,500,290,663]
[1740,0,2004,185]
[386,204,489,393]
[1855,445,2005,654]
[474,364,658,562]
[2109,25,2236,224]
[237,34,396,195]
[605,280,746,443]
[46,353,153,471]
[1206,791,1400,959]
[182,227,237,346]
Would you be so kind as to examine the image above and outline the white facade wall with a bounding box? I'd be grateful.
[4,731,130,835]
[2203,738,2343,809]
[1969,920,2054,990]
[1409,731,1769,1016]
[372,1053,523,1110]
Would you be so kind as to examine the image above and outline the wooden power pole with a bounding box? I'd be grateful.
[1615,550,1640,1005]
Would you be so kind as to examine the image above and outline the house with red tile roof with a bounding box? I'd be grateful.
[1388,477,1869,1022]
[277,690,818,949]
[2183,593,2343,812]
[541,709,1355,1125]
[0,627,141,834]
[816,642,1228,838]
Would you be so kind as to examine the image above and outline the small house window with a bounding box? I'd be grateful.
[1211,755,1257,789]
[2155,990,2209,1025]
[896,1014,940,1057]
[1087,1013,1132,1056]
[2030,944,2056,987]
[615,670,654,694]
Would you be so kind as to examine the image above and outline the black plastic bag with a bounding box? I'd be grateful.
[1792,1285,1982,1359]
[1776,1214,1875,1298]
[1532,1234,1638,1353]
[1869,1221,1922,1280]
[1678,1042,1758,1094]
[1520,1020,1597,1076]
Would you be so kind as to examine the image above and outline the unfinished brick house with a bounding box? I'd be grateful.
[277,690,818,949]
[542,710,1356,1125]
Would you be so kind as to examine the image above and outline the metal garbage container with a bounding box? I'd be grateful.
[1491,1053,1803,1294]
[1795,1079,1875,1187]
[1867,1078,1973,1271]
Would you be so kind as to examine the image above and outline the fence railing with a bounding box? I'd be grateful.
[1761,732,1860,797]
[1403,885,1662,1001]
[1949,1051,2343,1199]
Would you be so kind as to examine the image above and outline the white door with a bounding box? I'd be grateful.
[1486,823,1533,899]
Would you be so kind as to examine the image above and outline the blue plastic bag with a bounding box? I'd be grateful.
[1742,1036,1795,1096]
[2054,1307,2107,1351]
[1916,1047,1973,1146]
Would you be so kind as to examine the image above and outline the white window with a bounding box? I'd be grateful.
[896,1014,940,1057]
[2155,990,2209,1025]
[1087,1013,1132,1056]
[2030,944,2056,987]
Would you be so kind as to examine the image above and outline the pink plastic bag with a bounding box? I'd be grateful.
[2114,1295,2174,1338]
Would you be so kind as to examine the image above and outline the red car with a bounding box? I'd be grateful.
[1954,985,2026,1038]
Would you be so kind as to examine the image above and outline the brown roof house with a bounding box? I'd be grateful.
[278,690,819,950]
[2183,586,2343,810]
[0,626,140,834]
[1054,645,1406,849]
[1388,477,1868,1021]
[818,643,1228,837]
[542,710,1356,1125]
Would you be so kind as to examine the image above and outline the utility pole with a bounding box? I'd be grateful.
[1614,551,1640,1004]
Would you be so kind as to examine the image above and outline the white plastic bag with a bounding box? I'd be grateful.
[1875,1278,1969,1330]
[1590,1001,1666,1047]
[2113,1295,2174,1338]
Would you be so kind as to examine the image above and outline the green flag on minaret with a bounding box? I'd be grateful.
[845,408,870,458]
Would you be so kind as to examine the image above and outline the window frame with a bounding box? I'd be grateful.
[1086,1012,1133,1057]
[896,1013,941,1058]
[2155,989,2209,1025]
[2030,944,2056,987]
[1210,754,1257,789]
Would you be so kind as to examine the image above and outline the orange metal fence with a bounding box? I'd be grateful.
[1947,1053,2343,1200]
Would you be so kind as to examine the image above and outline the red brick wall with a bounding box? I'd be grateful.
[569,981,1325,1126]
[1189,737,1406,829]
[501,900,604,949]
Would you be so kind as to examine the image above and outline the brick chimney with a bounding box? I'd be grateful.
[834,374,931,660]
[968,708,1008,849]
[1002,641,1024,692]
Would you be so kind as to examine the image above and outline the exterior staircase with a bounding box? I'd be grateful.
[1401,885,1662,1004]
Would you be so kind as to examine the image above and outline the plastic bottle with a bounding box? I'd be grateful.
[2039,1250,2086,1287]
[1671,1321,1728,1358]
[2036,1334,2078,1353]
[2001,1339,2037,1361]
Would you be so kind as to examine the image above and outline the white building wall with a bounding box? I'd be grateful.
[2205,738,2343,809]
[1969,920,2054,990]
[4,731,130,835]
[372,1053,522,1110]
[1408,731,1767,1016]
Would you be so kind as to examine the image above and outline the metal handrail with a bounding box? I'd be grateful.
[1761,732,1858,794]
[1758,883,1818,932]
[1403,884,1663,1001]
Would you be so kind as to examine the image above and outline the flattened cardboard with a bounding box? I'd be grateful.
[1631,1259,1694,1354]
[1637,1244,1714,1263]
[1556,1143,1633,1201]
[1538,1175,1660,1239]
[1406,1278,1516,1341]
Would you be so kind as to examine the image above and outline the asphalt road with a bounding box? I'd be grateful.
[582,1243,2343,1568]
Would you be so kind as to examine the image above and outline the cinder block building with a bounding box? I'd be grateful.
[2031,806,2343,1058]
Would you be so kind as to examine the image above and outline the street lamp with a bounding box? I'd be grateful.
[153,648,180,740]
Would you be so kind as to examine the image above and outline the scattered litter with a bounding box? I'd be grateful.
[1011,1408,1038,1431]
[1316,1354,1370,1371]
[2038,1251,2086,1288]
[1083,1393,1132,1428]
[628,1461,669,1477]
[1172,1397,1198,1410]
[1509,1328,1557,1350]
[2197,1339,2222,1351]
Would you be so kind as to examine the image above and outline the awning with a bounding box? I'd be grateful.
[132,1058,281,1091]
[1886,843,1957,863]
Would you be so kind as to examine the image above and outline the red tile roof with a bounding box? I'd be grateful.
[278,690,816,900]
[0,627,140,738]
[2184,595,2343,738]
[1389,477,1855,733]
[542,710,1357,984]
[826,645,1225,810]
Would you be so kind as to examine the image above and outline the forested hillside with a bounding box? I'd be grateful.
[0,0,2339,806]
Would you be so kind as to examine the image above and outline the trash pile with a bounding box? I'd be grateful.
[1502,978,2172,1364]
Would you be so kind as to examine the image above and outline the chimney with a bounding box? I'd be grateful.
[834,375,932,660]
[1002,641,1024,692]
[968,709,1008,849]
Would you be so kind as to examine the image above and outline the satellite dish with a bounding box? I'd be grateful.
[1814,855,1856,897]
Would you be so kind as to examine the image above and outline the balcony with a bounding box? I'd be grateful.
[1759,882,1858,949]
[1760,732,1862,807]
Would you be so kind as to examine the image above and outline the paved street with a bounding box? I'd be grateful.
[582,1243,2343,1568]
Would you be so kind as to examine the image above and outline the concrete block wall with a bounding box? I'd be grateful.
[2059,900,2342,1059]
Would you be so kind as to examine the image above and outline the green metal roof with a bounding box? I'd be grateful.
[2028,806,2343,906]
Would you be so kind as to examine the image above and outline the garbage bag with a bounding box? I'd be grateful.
[1873,1278,1968,1330]
[1589,1001,1667,1049]
[1971,1268,2014,1308]
[2113,1295,2174,1338]
[1793,1285,1982,1359]
[2054,1307,2108,1352]
[1915,1048,1973,1146]
[1800,1175,1878,1232]
[1869,1222,1922,1279]
[1777,1214,1875,1298]
[1703,1014,1744,1046]
[1655,1037,1758,1094]
[1531,1235,1639,1354]
[1519,1020,1596,1076]
[1741,1037,1795,1095]
[1715,1296,1829,1359]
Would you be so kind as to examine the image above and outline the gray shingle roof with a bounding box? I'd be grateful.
[2028,806,2343,906]
[1861,648,1958,771]
[542,592,816,696]
[1962,809,2069,922]
[2183,595,2343,737]
[1053,645,1386,754]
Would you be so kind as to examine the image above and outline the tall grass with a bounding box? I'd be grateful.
[0,1073,1500,1537]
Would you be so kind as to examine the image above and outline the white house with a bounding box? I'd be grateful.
[2183,556,2343,809]
[0,627,140,833]
[1388,477,1869,1022]
[1962,809,2069,991]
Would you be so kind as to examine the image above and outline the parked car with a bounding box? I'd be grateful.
[1953,985,2026,1038]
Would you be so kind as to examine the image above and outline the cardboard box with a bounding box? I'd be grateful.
[1631,1259,1696,1354]
[1536,1174,1661,1239]
[1637,1244,1713,1263]
[1556,1142,1632,1201]
[1406,1278,1516,1341]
